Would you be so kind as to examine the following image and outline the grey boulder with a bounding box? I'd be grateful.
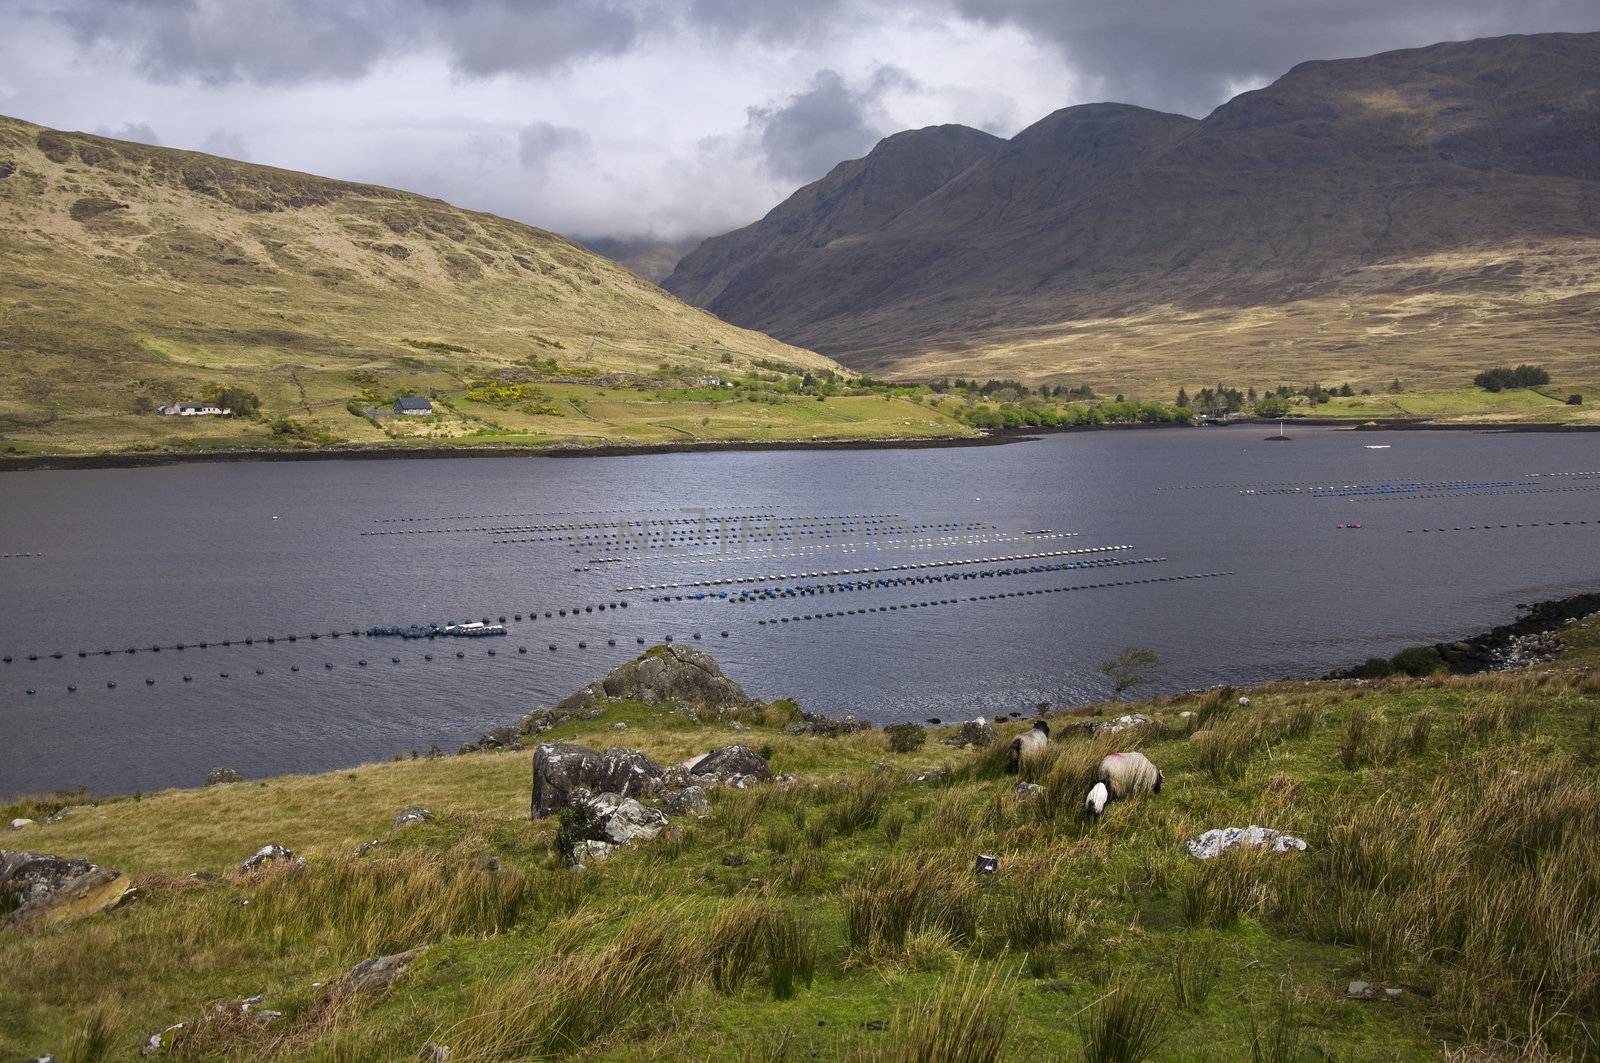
[557,645,754,713]
[686,744,771,784]
[531,743,664,817]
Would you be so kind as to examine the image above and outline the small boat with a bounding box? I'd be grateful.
[1364,444,1391,450]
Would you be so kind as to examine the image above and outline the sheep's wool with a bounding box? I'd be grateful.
[1085,782,1109,816]
[1009,727,1048,770]
[1097,751,1160,798]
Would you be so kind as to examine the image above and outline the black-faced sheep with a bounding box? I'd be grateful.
[1085,750,1161,817]
[1007,720,1050,772]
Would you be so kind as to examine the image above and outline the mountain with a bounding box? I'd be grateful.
[666,33,1600,392]
[0,115,839,453]
[579,235,704,283]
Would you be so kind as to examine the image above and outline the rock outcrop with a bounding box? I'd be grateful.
[557,645,755,713]
[684,744,771,785]
[531,743,664,817]
[1,850,135,930]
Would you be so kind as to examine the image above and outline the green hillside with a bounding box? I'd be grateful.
[4,623,1598,1061]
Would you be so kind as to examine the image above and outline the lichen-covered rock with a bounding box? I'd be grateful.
[1184,825,1308,860]
[2,852,136,931]
[686,744,771,784]
[782,710,871,737]
[240,844,297,872]
[531,743,665,817]
[1013,782,1045,801]
[205,768,243,785]
[392,806,432,828]
[658,785,710,817]
[588,793,668,845]
[1096,713,1153,735]
[557,645,755,713]
[944,718,997,748]
[340,946,427,994]
[9,818,36,831]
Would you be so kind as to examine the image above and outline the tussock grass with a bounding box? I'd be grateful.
[1079,982,1169,1063]
[852,963,1016,1063]
[845,853,977,959]
[1168,942,1221,1009]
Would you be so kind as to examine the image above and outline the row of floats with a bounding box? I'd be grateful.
[0,602,632,665]
[652,557,1167,603]
[616,544,1130,592]
[751,571,1236,625]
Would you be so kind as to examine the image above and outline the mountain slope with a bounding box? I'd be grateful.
[0,115,852,455]
[665,32,1600,393]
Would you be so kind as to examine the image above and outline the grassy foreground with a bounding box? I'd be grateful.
[3,633,1599,1060]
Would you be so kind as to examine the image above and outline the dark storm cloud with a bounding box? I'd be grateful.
[46,0,641,83]
[746,66,916,182]
[952,0,1600,115]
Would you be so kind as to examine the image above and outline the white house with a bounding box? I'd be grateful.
[158,401,229,416]
[394,396,434,415]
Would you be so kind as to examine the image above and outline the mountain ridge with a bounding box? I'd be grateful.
[664,31,1600,392]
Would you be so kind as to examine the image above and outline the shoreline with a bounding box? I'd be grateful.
[3,414,1597,472]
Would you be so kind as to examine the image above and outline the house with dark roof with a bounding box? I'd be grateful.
[394,396,434,416]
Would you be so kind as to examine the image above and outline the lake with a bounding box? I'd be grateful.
[3,426,1599,798]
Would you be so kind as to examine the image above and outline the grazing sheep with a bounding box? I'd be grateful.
[1007,720,1050,772]
[1085,751,1162,817]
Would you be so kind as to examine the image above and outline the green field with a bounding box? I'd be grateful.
[5,622,1598,1061]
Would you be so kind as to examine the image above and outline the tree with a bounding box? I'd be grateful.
[1389,379,1403,393]
[1175,387,1191,408]
[1100,647,1162,701]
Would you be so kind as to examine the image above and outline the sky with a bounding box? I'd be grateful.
[1,1,1594,245]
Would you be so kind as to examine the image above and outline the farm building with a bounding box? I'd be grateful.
[394,396,434,416]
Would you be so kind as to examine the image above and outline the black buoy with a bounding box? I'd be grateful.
[487,649,495,656]
[78,651,86,658]
[359,660,368,666]
[424,654,432,661]
[290,666,299,672]
[26,688,34,695]
[66,685,75,693]
[255,669,263,676]
[325,663,333,670]
[145,678,154,685]
[184,675,193,682]
[107,681,116,688]
[637,637,645,644]
[392,657,400,663]
[456,652,464,659]
[607,639,616,647]
[220,673,230,679]
[548,644,556,651]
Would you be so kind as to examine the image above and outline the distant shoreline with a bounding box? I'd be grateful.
[3,415,1596,472]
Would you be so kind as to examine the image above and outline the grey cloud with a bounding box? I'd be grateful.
[518,120,591,178]
[94,121,161,145]
[43,0,641,84]
[952,0,1600,116]
[686,0,848,42]
[747,66,916,183]
[199,129,249,160]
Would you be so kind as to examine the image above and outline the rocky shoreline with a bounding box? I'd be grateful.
[1330,591,1600,679]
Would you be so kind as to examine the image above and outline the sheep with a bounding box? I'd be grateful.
[1007,720,1050,772]
[1085,751,1162,817]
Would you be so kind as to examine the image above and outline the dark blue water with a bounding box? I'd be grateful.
[3,427,1598,797]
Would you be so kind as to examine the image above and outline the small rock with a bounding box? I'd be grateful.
[473,855,501,872]
[9,818,35,831]
[1096,713,1153,735]
[1384,987,1402,999]
[253,1010,284,1025]
[352,840,380,858]
[188,871,218,882]
[1347,980,1372,999]
[568,838,617,869]
[142,1022,186,1055]
[341,946,427,994]
[590,794,668,845]
[944,718,997,748]
[393,806,432,828]
[686,744,772,784]
[862,1019,887,1031]
[420,1043,451,1063]
[721,851,748,867]
[659,785,710,817]
[205,768,243,786]
[1012,782,1045,801]
[531,743,665,817]
[974,854,999,875]
[611,722,628,730]
[1185,825,1308,860]
[240,844,296,872]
